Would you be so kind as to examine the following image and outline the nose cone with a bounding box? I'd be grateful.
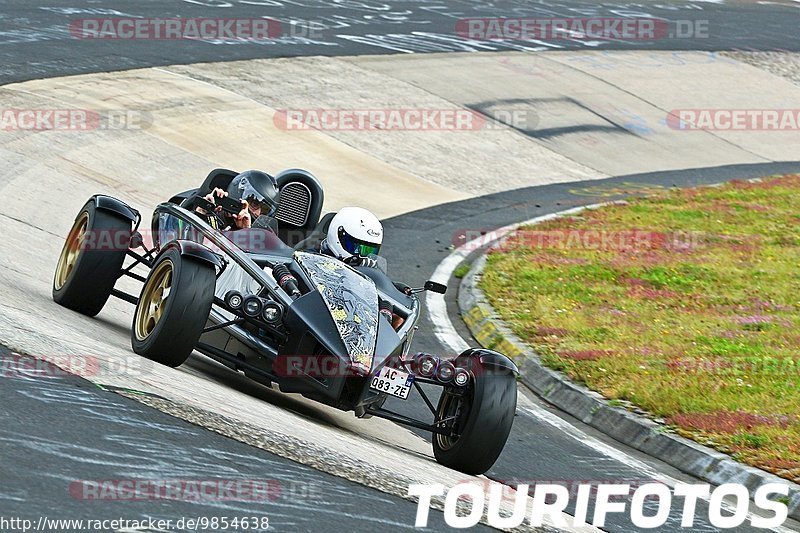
[295,252,379,373]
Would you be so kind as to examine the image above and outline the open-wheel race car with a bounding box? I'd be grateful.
[52,168,518,475]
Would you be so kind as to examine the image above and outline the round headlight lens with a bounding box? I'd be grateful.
[436,361,456,382]
[453,368,470,387]
[225,290,244,310]
[243,296,263,317]
[415,353,438,378]
[261,302,283,324]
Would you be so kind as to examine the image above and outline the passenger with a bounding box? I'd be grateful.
[195,170,280,231]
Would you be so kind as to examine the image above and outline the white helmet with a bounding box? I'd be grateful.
[326,207,383,260]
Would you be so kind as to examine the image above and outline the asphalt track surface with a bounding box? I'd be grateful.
[0,347,482,532]
[4,1,800,532]
[2,0,800,84]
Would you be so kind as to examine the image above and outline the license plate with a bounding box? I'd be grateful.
[370,366,414,400]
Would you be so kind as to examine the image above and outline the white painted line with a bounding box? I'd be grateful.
[427,204,609,356]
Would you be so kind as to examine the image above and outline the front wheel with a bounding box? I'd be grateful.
[131,248,216,367]
[53,201,131,316]
[432,369,517,475]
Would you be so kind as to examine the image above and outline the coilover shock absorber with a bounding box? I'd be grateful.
[272,263,301,300]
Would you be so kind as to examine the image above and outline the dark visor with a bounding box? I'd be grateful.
[244,195,276,216]
[240,178,277,215]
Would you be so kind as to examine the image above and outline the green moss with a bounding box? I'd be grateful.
[478,174,800,479]
[453,262,472,279]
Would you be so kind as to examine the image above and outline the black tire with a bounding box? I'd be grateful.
[53,202,131,317]
[131,248,215,367]
[432,369,517,475]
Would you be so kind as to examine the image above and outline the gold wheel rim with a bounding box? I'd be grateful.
[54,212,89,290]
[134,259,174,341]
[436,392,460,451]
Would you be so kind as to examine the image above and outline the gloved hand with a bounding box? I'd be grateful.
[344,255,379,268]
[358,257,379,268]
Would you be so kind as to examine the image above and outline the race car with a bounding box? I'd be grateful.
[52,168,518,475]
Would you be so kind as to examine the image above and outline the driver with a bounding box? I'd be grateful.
[196,170,280,231]
[318,207,405,330]
[319,207,383,268]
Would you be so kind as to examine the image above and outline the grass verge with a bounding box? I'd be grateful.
[479,175,800,482]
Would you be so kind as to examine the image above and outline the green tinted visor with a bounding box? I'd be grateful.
[339,227,381,257]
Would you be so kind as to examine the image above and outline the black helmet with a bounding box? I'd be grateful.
[227,170,280,216]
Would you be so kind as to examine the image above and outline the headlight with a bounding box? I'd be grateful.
[224,290,243,310]
[415,353,438,378]
[436,361,456,382]
[261,301,284,324]
[243,295,263,317]
[453,368,470,387]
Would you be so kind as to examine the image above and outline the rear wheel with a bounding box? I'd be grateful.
[432,369,517,475]
[131,248,216,367]
[53,202,131,316]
